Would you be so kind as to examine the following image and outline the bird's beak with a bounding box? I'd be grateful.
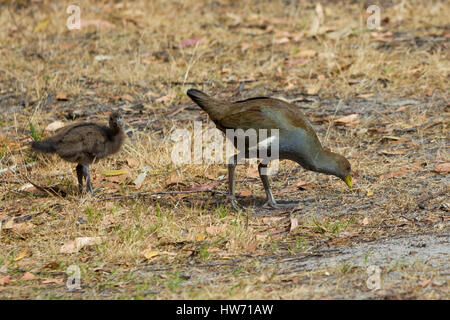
[344,174,352,188]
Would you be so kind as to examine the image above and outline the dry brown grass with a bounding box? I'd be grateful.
[0,0,448,299]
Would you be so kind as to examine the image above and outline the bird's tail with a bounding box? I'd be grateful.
[186,89,228,121]
[31,140,56,153]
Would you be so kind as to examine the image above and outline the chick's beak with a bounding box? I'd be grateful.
[344,174,352,188]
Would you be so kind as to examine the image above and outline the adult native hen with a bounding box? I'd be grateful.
[186,89,352,209]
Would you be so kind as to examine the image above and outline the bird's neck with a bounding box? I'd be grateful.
[309,149,338,176]
[106,126,125,154]
[109,124,122,136]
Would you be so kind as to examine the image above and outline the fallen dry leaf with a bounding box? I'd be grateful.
[132,172,147,189]
[10,222,34,234]
[126,158,139,167]
[0,276,11,286]
[278,186,297,194]
[44,262,59,270]
[240,42,251,52]
[156,93,176,104]
[381,135,403,141]
[396,105,409,112]
[21,272,36,281]
[289,217,298,232]
[116,94,134,102]
[380,163,423,180]
[285,58,309,67]
[274,36,290,44]
[59,42,76,51]
[13,247,29,261]
[101,169,128,177]
[279,180,315,193]
[295,50,317,58]
[239,190,252,197]
[45,121,65,132]
[42,278,64,285]
[17,260,36,267]
[370,31,394,41]
[178,38,202,49]
[434,163,450,174]
[184,180,221,192]
[380,149,409,155]
[358,93,374,98]
[306,82,322,95]
[55,92,68,101]
[34,19,51,33]
[143,249,159,260]
[246,241,257,253]
[335,114,359,126]
[296,180,316,190]
[82,19,116,29]
[205,225,221,235]
[338,232,358,239]
[419,279,431,288]
[60,237,101,254]
[362,217,370,226]
[101,169,130,184]
[196,234,205,241]
[94,55,113,62]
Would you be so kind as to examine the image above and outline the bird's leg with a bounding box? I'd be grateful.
[82,165,94,195]
[258,162,279,208]
[258,162,299,209]
[76,164,84,193]
[227,162,240,211]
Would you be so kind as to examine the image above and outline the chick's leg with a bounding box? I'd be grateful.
[82,165,94,195]
[76,164,84,193]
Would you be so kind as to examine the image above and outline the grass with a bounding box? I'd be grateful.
[0,0,448,299]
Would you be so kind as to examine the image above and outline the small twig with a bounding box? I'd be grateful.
[7,4,29,41]
[23,177,67,198]
[416,190,448,204]
[0,179,28,184]
[0,162,37,175]
[85,97,109,109]
[0,93,16,102]
[324,99,342,144]
[1,211,43,225]
[98,189,227,201]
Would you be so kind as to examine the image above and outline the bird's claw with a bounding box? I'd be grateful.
[226,195,246,211]
[261,199,299,210]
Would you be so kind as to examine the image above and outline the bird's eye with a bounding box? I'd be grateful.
[345,166,350,171]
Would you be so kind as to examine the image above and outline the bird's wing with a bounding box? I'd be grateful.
[218,109,281,130]
[217,98,311,131]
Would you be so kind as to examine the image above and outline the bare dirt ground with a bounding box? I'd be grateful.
[0,0,448,299]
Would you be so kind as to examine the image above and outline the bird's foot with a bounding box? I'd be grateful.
[261,199,299,210]
[225,195,246,211]
[78,185,96,196]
